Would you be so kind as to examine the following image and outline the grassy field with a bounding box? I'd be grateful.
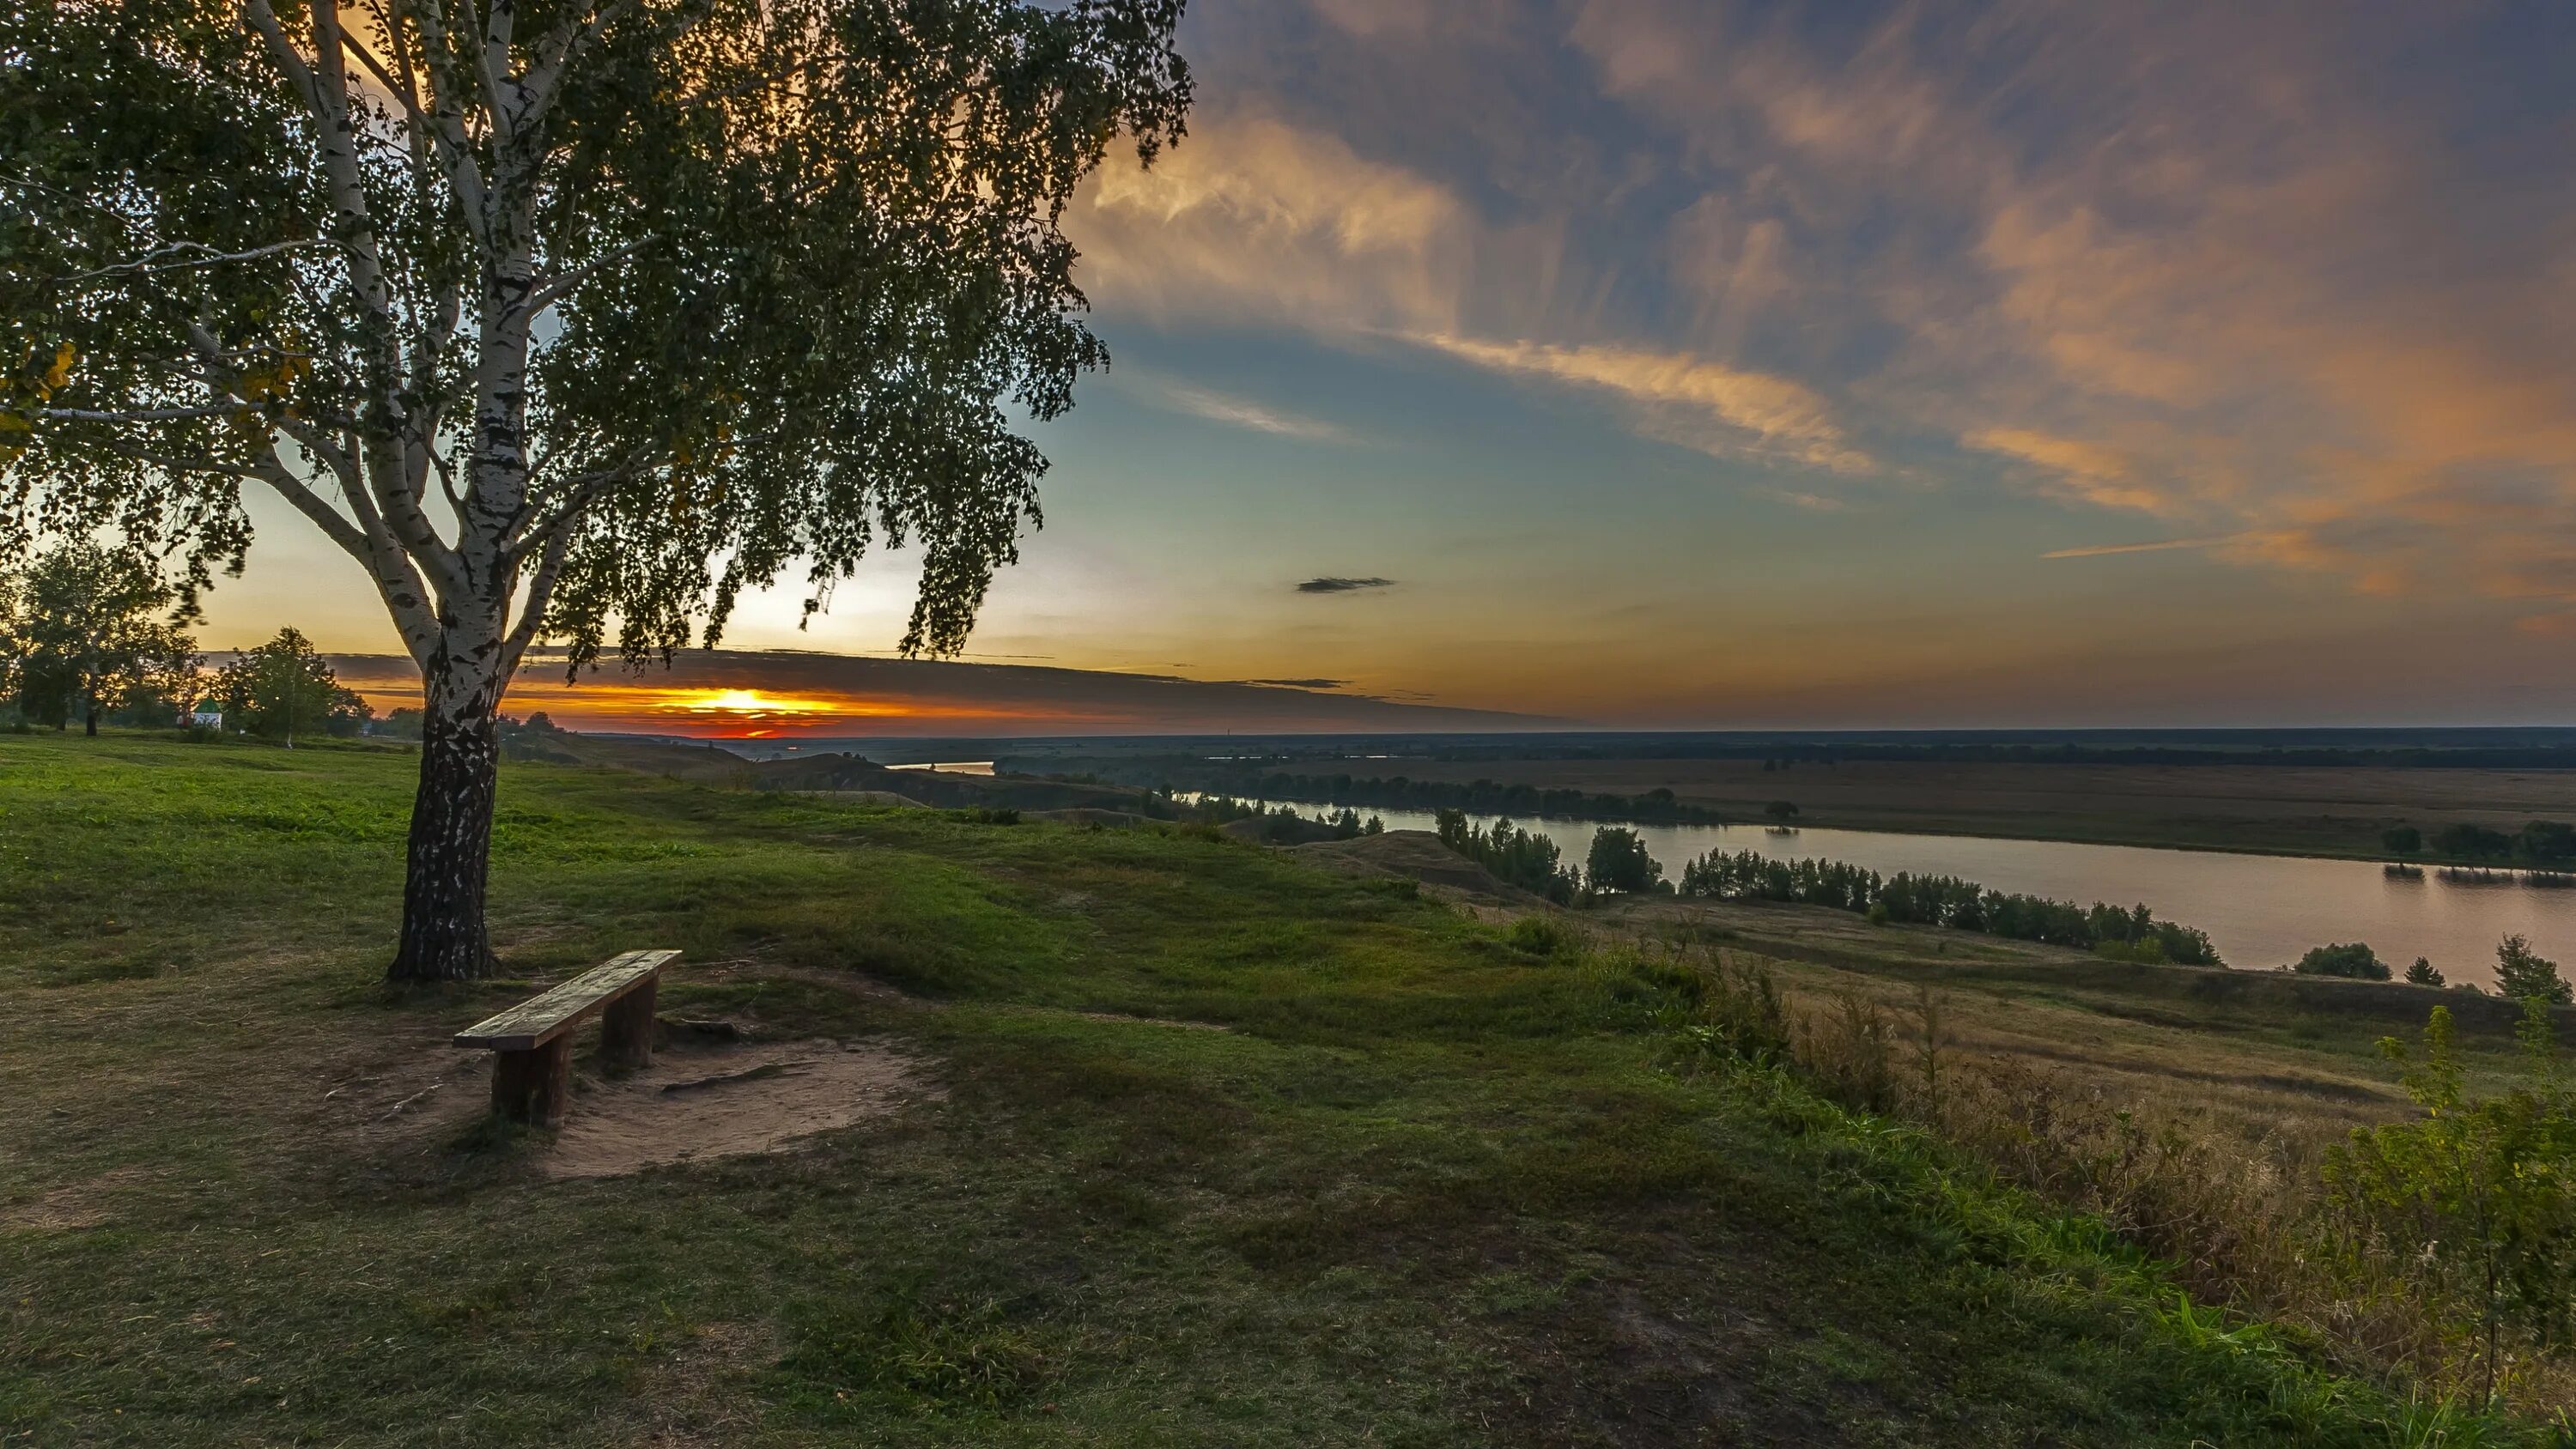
[0,733,2549,1445]
[1348,755,2576,859]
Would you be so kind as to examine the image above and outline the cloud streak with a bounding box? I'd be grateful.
[1152,383,1352,441]
[1407,333,1873,474]
[1296,576,1396,594]
[2042,535,2251,560]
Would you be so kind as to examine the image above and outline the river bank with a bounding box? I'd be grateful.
[1118,754,2576,866]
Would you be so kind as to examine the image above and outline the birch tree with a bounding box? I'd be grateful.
[0,0,1188,978]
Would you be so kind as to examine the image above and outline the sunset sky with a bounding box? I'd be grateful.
[199,0,2576,731]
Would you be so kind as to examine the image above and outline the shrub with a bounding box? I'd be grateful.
[1504,915,1571,957]
[2291,942,2391,980]
[2384,825,2423,856]
[1668,954,1789,1070]
[2407,955,2445,988]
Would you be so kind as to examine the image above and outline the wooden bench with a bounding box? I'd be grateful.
[454,949,680,1125]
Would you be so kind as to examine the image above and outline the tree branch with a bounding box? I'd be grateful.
[398,0,495,254]
[337,27,429,132]
[501,519,574,675]
[507,458,632,557]
[454,0,516,137]
[525,233,655,312]
[58,238,341,284]
[39,404,253,423]
[519,0,639,128]
[97,445,272,481]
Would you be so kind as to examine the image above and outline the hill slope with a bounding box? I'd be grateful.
[0,734,2525,1446]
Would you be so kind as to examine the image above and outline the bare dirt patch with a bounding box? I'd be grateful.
[543,1038,937,1179]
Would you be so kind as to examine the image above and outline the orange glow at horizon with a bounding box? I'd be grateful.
[671,688,835,717]
[349,678,1127,737]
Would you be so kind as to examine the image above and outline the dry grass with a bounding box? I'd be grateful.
[1643,932,2576,1413]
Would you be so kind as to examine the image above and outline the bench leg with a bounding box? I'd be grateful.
[601,974,659,1073]
[490,1037,574,1126]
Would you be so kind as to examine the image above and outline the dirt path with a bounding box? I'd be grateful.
[543,1038,938,1179]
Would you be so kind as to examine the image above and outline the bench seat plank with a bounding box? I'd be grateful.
[453,949,679,1052]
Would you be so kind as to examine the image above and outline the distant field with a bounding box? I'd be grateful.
[1358,756,2576,858]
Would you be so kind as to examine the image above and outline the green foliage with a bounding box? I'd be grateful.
[2494,936,2573,1005]
[2385,825,2423,856]
[1133,768,1733,828]
[0,541,197,732]
[2,0,1193,662]
[2327,1003,2576,1403]
[1668,954,1791,1069]
[1321,805,1382,839]
[2436,825,2517,862]
[1765,799,1800,822]
[2293,942,2392,981]
[2516,822,2576,871]
[1433,808,1580,901]
[1679,849,2224,965]
[1503,913,1571,956]
[1583,825,1662,894]
[2409,955,2447,988]
[213,627,368,742]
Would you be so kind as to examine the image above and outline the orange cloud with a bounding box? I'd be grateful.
[1411,333,1873,474]
[1965,428,2175,515]
[331,649,1557,737]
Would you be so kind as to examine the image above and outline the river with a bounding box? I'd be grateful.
[1289,804,2576,989]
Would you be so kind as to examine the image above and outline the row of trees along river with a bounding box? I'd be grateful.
[1261,794,2576,990]
[1431,809,2225,964]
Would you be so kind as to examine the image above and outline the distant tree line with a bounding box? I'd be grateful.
[1121,767,1731,828]
[1675,849,2224,966]
[2383,821,2576,870]
[1397,735,2576,771]
[1182,794,1385,842]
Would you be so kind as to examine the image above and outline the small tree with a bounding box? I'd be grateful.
[1764,800,1799,823]
[2496,935,2573,1005]
[2384,825,2422,857]
[2407,955,2445,988]
[1585,827,1662,894]
[2292,942,2391,980]
[2326,1002,2576,1404]
[2,542,198,735]
[216,628,368,745]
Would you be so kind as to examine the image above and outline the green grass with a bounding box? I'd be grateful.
[0,732,2542,1445]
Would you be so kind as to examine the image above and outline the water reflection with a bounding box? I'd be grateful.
[1298,804,2576,990]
